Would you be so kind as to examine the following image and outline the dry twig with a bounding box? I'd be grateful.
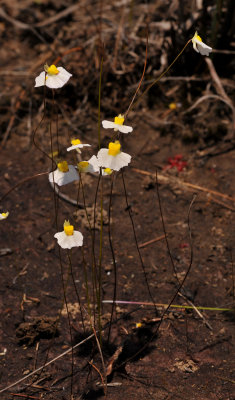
[178,292,213,330]
[139,234,166,249]
[205,58,232,104]
[132,168,235,211]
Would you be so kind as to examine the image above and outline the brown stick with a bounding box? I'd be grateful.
[139,234,166,248]
[205,58,232,104]
[10,394,40,399]
[35,4,80,28]
[132,168,235,203]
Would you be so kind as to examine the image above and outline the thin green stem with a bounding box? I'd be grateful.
[116,185,197,368]
[32,86,57,170]
[102,300,232,312]
[66,250,74,399]
[67,251,86,333]
[107,174,117,343]
[0,171,49,203]
[79,174,99,327]
[98,57,103,149]
[130,39,191,112]
[52,89,59,154]
[124,25,148,119]
[121,170,158,316]
[90,175,102,329]
[81,246,92,318]
[98,173,104,343]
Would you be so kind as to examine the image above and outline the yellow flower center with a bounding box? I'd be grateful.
[57,161,69,173]
[78,161,89,172]
[104,168,113,175]
[114,114,124,125]
[71,139,81,146]
[169,102,177,110]
[108,141,121,156]
[47,64,59,75]
[2,212,7,217]
[64,224,74,236]
[196,34,202,42]
[193,32,202,42]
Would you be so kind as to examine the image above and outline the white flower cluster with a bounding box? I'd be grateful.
[46,116,133,247]
[2,32,213,248]
[34,33,212,90]
[35,31,212,250]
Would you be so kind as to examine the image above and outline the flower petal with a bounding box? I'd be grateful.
[193,41,199,53]
[57,67,73,81]
[102,120,116,129]
[49,166,79,186]
[0,212,9,220]
[197,42,212,56]
[118,125,133,134]
[67,144,91,152]
[97,148,131,171]
[97,149,110,168]
[192,36,212,56]
[54,230,83,249]
[109,152,131,171]
[46,67,72,88]
[35,71,46,87]
[88,155,100,172]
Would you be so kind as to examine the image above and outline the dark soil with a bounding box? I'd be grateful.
[0,1,235,399]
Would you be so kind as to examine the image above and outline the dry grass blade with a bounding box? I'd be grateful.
[178,292,213,330]
[106,345,123,377]
[35,4,80,28]
[0,7,49,44]
[0,7,34,30]
[0,333,95,394]
[183,94,235,138]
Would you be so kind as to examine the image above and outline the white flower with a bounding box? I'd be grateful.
[77,155,100,173]
[54,220,83,249]
[97,141,131,171]
[192,32,212,56]
[67,138,91,153]
[35,64,72,89]
[49,161,79,186]
[0,212,9,220]
[77,155,113,176]
[102,114,133,134]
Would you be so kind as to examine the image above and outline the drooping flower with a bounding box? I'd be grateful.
[0,212,9,220]
[97,140,131,171]
[54,220,83,249]
[35,64,72,89]
[192,32,212,56]
[102,167,113,176]
[102,114,133,134]
[67,138,91,153]
[49,161,79,186]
